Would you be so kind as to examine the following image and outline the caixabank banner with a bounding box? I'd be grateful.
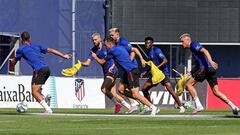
[105,79,208,108]
[0,75,41,108]
[0,75,105,108]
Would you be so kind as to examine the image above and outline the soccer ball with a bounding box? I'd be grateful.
[183,101,192,109]
[16,102,28,113]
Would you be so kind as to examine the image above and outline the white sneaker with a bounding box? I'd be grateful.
[44,110,53,115]
[139,107,151,115]
[45,94,52,106]
[131,100,140,107]
[125,105,138,114]
[192,106,204,114]
[179,106,186,113]
[232,107,239,115]
[151,106,160,116]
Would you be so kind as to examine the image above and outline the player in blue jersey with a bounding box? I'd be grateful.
[140,37,185,114]
[109,28,143,113]
[109,28,138,65]
[109,28,139,67]
[10,31,71,114]
[180,33,239,114]
[79,33,133,113]
[104,37,159,115]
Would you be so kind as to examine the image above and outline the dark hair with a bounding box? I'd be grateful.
[144,36,154,42]
[104,37,115,44]
[21,31,30,41]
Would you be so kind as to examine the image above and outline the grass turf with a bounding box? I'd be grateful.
[0,108,239,135]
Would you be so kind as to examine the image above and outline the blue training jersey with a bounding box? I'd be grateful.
[116,37,138,67]
[147,46,169,76]
[190,42,212,69]
[106,45,137,72]
[88,45,118,76]
[16,43,48,71]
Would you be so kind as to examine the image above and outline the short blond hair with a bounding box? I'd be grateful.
[179,33,191,39]
[109,27,120,34]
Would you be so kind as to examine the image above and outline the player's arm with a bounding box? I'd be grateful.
[47,48,71,59]
[200,48,218,69]
[81,50,106,67]
[9,49,22,66]
[91,52,106,65]
[157,58,168,69]
[156,49,168,69]
[130,52,136,61]
[123,41,136,61]
[131,47,146,67]
[9,58,18,66]
[81,59,91,67]
[140,65,151,78]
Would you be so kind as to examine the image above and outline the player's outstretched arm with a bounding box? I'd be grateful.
[47,48,71,59]
[131,47,146,67]
[200,48,218,69]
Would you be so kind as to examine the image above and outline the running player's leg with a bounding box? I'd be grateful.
[161,76,185,113]
[101,76,115,99]
[101,76,122,113]
[118,77,142,107]
[101,76,131,113]
[127,97,139,107]
[119,73,143,107]
[185,78,198,99]
[138,81,155,114]
[127,69,158,115]
[118,82,134,103]
[186,69,205,113]
[141,79,154,102]
[207,69,239,115]
[32,84,45,102]
[32,84,51,113]
[111,84,132,110]
[117,81,139,113]
[210,84,239,115]
[118,80,134,99]
[185,77,204,113]
[32,67,52,114]
[131,87,158,115]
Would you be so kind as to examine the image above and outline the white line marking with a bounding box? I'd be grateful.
[0,129,23,132]
[69,119,113,122]
[50,126,171,131]
[0,120,15,123]
[25,113,233,118]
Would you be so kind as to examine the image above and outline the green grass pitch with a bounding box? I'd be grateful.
[0,108,239,135]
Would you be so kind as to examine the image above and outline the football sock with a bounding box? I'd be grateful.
[150,104,155,109]
[40,100,52,111]
[139,90,144,96]
[228,101,238,110]
[194,97,203,108]
[121,100,131,109]
[131,100,140,107]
